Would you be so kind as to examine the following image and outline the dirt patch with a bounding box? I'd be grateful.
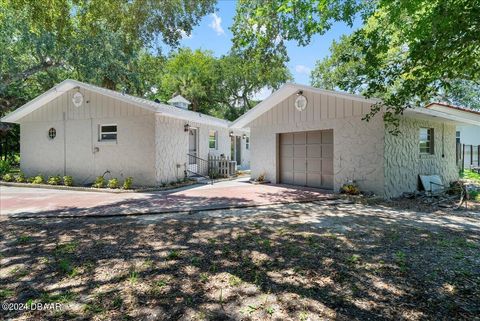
[0,203,479,320]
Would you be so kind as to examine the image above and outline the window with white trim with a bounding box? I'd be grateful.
[246,137,250,150]
[419,128,434,154]
[99,125,117,141]
[209,130,218,149]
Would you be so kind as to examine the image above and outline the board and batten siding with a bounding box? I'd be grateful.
[19,87,157,186]
[248,90,386,195]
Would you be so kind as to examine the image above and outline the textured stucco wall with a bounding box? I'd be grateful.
[384,116,459,198]
[248,90,385,195]
[154,115,231,183]
[18,87,157,186]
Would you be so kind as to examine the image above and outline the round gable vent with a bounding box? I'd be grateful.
[72,92,84,107]
[295,95,307,111]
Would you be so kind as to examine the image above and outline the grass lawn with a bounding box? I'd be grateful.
[460,169,480,201]
[461,169,480,182]
[1,203,479,320]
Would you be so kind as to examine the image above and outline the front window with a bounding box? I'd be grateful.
[419,128,434,154]
[99,125,117,141]
[209,130,217,149]
[456,131,461,144]
[246,137,250,150]
[48,128,56,140]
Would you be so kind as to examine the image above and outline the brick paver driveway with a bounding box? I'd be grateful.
[0,177,333,218]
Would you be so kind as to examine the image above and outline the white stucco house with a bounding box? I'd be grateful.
[231,83,480,198]
[0,79,250,186]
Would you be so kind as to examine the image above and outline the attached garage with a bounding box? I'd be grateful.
[231,84,476,198]
[279,130,333,189]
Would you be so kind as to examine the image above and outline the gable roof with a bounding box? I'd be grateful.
[168,95,191,105]
[231,83,480,128]
[230,83,380,128]
[1,79,230,128]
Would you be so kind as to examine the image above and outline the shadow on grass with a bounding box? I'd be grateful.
[0,202,479,320]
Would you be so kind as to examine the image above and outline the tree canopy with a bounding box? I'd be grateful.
[0,0,290,121]
[232,0,480,129]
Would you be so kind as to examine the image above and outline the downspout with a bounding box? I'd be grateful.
[91,117,95,180]
[442,123,445,158]
[63,111,66,175]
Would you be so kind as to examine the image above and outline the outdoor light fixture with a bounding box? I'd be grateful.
[184,123,190,132]
[229,131,234,137]
[242,134,247,139]
[296,90,303,96]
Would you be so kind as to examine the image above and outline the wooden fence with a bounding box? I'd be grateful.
[208,155,237,178]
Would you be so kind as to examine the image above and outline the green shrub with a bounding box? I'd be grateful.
[123,177,133,189]
[92,176,105,188]
[32,175,44,184]
[0,160,11,176]
[63,176,73,186]
[107,178,119,189]
[15,172,26,183]
[340,182,361,195]
[47,175,62,185]
[2,173,14,182]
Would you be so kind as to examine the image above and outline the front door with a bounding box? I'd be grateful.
[188,128,198,171]
[230,136,242,165]
[235,136,242,165]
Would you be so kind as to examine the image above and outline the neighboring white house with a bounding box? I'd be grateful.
[0,79,250,186]
[231,83,480,198]
[457,124,480,169]
[457,124,480,146]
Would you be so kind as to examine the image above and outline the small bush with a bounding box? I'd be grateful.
[340,182,360,195]
[123,177,133,189]
[15,172,26,183]
[2,173,14,182]
[92,176,105,188]
[255,173,266,182]
[32,175,45,184]
[47,175,62,185]
[63,176,73,186]
[0,160,11,176]
[107,178,119,189]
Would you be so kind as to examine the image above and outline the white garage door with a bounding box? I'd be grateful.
[279,130,333,189]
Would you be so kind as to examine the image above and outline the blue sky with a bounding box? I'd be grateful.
[163,1,361,97]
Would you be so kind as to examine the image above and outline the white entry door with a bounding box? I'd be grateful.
[188,128,198,172]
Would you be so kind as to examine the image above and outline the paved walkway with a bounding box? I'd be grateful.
[0,178,334,218]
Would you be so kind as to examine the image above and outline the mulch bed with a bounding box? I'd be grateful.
[0,179,198,194]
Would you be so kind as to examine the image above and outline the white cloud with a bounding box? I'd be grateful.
[209,13,225,36]
[295,64,311,75]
